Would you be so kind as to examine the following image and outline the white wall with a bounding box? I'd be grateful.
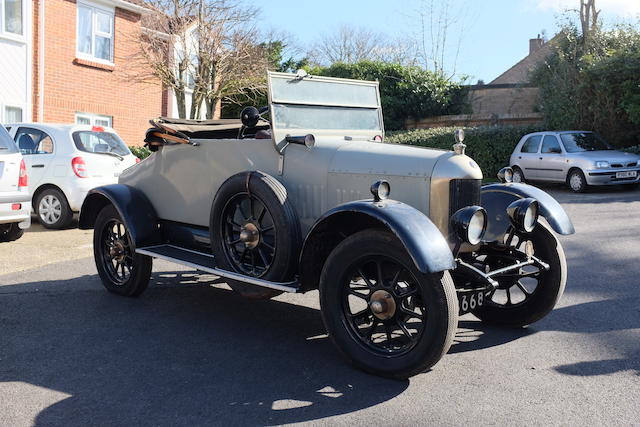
[0,0,31,123]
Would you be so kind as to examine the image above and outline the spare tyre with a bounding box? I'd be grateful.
[210,171,301,299]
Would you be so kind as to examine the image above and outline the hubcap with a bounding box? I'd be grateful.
[570,174,582,190]
[369,290,396,320]
[239,222,260,249]
[39,195,62,224]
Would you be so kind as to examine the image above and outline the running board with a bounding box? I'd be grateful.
[135,244,300,293]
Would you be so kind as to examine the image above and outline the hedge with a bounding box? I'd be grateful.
[386,125,547,179]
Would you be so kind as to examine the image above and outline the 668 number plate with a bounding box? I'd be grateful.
[457,289,489,315]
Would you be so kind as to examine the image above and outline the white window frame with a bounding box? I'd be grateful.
[0,0,26,41]
[76,0,115,65]
[3,104,24,122]
[75,112,113,127]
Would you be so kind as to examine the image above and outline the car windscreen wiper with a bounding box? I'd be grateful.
[96,151,124,161]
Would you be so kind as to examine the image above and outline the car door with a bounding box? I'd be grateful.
[13,127,55,190]
[537,134,566,181]
[515,135,542,179]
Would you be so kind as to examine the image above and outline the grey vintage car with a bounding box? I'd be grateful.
[79,71,575,378]
[510,131,640,192]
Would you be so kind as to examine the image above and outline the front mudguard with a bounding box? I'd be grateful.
[481,183,575,241]
[302,199,456,275]
[78,184,160,249]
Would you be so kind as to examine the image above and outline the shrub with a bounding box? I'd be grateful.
[531,26,640,148]
[386,125,546,179]
[129,145,151,160]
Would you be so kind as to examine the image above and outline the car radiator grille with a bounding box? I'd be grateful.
[449,179,482,218]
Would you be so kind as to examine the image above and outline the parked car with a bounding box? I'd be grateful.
[509,131,640,192]
[79,71,575,379]
[5,123,139,229]
[0,124,30,242]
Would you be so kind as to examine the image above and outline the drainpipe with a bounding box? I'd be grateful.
[38,0,45,121]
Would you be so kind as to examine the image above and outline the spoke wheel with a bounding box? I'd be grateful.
[472,222,566,327]
[100,219,134,285]
[221,193,276,278]
[210,172,301,299]
[320,230,458,379]
[342,257,426,357]
[93,205,152,297]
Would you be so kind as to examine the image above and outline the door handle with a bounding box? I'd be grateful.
[518,156,522,159]
[32,164,45,168]
[539,157,543,160]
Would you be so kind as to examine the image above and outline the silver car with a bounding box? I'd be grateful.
[509,131,640,192]
[79,72,575,379]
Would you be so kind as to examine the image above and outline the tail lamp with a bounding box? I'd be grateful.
[18,159,28,188]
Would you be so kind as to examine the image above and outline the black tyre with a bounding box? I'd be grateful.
[319,230,458,379]
[512,167,526,184]
[0,223,24,242]
[210,171,301,299]
[473,223,566,327]
[93,204,152,297]
[567,169,588,193]
[35,188,73,229]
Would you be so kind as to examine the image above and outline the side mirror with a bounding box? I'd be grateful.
[240,106,260,128]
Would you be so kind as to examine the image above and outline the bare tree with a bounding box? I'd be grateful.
[411,0,471,77]
[308,25,417,66]
[135,0,269,119]
[579,0,600,42]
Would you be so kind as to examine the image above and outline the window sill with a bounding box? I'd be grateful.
[73,58,115,71]
[0,32,27,44]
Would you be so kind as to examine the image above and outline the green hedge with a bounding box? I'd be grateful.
[386,125,547,179]
[129,145,151,160]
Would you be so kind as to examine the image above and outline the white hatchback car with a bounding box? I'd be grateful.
[6,123,139,229]
[0,124,30,242]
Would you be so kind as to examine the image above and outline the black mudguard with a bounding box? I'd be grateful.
[481,183,575,241]
[302,199,455,274]
[78,184,160,249]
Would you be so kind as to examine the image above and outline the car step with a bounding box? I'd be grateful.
[135,244,300,293]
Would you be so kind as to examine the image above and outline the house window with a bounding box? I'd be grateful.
[2,0,23,35]
[4,106,23,122]
[77,1,114,63]
[76,112,112,127]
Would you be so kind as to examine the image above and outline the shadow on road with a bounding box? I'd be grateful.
[0,272,409,426]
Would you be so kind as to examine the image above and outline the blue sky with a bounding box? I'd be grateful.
[260,0,639,83]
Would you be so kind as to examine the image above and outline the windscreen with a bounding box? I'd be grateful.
[560,132,612,153]
[0,125,18,153]
[72,131,130,156]
[272,104,381,131]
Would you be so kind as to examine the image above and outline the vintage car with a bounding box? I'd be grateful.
[79,71,575,379]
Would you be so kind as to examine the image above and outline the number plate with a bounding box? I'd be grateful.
[616,171,637,179]
[457,289,488,315]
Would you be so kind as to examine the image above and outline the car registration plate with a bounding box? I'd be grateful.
[616,171,637,179]
[457,289,488,315]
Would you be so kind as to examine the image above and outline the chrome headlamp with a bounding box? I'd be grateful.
[497,167,514,183]
[506,198,539,233]
[450,206,487,245]
[371,180,391,202]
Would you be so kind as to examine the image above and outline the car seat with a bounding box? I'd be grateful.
[18,134,36,154]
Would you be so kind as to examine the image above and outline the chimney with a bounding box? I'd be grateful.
[529,35,544,54]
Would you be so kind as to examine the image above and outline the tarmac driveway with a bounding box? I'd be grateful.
[0,186,638,426]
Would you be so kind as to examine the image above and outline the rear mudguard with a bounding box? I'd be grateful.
[481,183,575,241]
[78,184,160,249]
[302,199,455,275]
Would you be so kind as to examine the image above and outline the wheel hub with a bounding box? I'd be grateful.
[239,222,260,249]
[369,290,396,320]
[109,240,126,263]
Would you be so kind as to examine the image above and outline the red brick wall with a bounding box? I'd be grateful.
[37,0,163,146]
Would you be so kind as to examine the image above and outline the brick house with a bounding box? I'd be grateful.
[407,36,554,129]
[0,0,168,145]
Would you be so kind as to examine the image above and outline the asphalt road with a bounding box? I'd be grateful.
[1,186,639,426]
